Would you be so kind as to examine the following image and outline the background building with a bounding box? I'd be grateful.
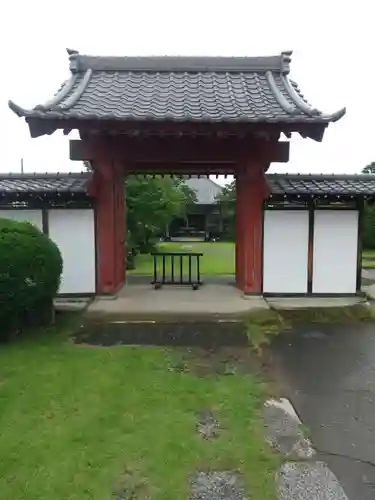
[166,177,224,241]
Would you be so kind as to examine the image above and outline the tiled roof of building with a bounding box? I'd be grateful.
[1,173,375,199]
[267,174,375,197]
[8,50,345,140]
[184,177,222,204]
[0,172,90,196]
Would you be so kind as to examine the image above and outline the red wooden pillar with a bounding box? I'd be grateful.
[93,159,126,294]
[235,162,269,294]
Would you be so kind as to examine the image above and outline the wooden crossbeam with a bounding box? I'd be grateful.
[69,137,290,164]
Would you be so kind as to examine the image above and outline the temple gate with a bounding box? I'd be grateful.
[9,49,345,294]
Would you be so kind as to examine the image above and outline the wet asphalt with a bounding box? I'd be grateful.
[269,322,375,500]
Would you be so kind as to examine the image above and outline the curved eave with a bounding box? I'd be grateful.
[281,74,346,123]
[8,69,92,118]
[8,65,345,142]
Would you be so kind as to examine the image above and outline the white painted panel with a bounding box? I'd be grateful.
[0,209,43,231]
[313,211,358,294]
[263,210,309,294]
[48,209,95,295]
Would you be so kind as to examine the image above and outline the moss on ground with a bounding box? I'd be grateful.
[244,304,375,352]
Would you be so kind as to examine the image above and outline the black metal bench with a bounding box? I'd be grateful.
[151,252,203,290]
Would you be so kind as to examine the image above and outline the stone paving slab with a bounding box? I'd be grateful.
[277,462,348,500]
[196,409,220,440]
[190,471,247,500]
[265,399,350,499]
[263,399,315,459]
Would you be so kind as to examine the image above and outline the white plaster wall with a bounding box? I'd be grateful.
[48,209,96,294]
[263,210,309,294]
[313,210,358,294]
[0,209,43,231]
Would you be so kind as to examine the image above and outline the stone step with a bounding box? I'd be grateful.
[74,319,249,347]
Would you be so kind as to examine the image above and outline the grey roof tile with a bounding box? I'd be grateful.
[8,50,345,130]
[0,173,90,195]
[1,173,374,200]
[267,174,375,197]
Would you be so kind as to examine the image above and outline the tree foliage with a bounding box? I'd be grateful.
[83,162,197,254]
[215,180,236,238]
[126,175,196,253]
[216,180,236,206]
[362,162,375,174]
[362,163,375,248]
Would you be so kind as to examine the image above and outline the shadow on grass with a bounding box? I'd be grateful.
[0,311,82,348]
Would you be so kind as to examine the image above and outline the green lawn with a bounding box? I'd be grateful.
[130,242,375,273]
[129,241,235,276]
[363,260,375,269]
[363,250,375,268]
[0,316,279,500]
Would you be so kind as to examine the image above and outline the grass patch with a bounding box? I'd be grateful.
[362,249,375,268]
[129,241,235,276]
[245,310,289,353]
[363,250,375,259]
[363,259,375,268]
[0,315,279,500]
[280,304,375,324]
[130,243,375,275]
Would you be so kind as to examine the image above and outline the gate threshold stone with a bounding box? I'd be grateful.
[86,283,269,320]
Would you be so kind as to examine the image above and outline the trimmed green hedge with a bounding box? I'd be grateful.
[0,219,63,340]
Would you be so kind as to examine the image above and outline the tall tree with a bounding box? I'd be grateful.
[126,175,196,252]
[215,180,236,239]
[83,164,196,249]
[362,162,375,174]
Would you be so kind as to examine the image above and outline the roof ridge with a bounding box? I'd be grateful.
[267,173,375,180]
[0,172,90,180]
[7,49,346,139]
[68,49,292,74]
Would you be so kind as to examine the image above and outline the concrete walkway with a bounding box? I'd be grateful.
[57,269,372,316]
[87,283,269,318]
[269,322,375,499]
[84,279,370,318]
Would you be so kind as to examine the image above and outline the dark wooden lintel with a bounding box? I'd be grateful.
[69,137,289,164]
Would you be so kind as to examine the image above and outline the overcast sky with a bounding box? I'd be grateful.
[0,1,372,184]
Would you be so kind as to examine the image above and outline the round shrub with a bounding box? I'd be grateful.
[0,218,63,339]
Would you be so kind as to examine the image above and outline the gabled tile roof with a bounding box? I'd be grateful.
[184,177,222,204]
[267,174,375,197]
[8,49,345,140]
[0,172,90,196]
